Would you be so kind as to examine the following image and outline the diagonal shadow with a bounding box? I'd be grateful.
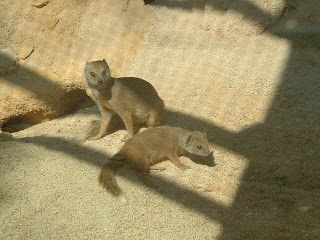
[0,53,91,128]
[150,0,320,238]
[153,0,276,28]
[152,0,320,47]
[1,134,227,223]
[217,55,320,239]
[0,53,65,106]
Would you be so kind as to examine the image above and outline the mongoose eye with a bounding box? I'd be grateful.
[102,70,106,75]
[90,72,96,77]
[197,145,202,149]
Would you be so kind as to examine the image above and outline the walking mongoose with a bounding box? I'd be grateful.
[84,59,164,140]
[98,126,213,205]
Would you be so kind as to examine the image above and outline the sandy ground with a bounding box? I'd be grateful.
[1,0,320,239]
[0,106,234,239]
[1,103,319,239]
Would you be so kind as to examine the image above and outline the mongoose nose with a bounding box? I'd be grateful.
[98,78,103,83]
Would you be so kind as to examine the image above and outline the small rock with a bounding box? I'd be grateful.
[300,206,311,212]
[32,0,49,8]
[19,46,34,60]
[42,18,59,31]
[144,0,155,4]
[245,212,253,217]
[200,24,210,31]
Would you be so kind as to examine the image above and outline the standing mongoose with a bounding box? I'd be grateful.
[98,126,213,205]
[84,59,164,140]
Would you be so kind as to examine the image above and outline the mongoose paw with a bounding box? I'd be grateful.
[150,166,166,171]
[121,134,130,142]
[140,177,154,187]
[144,181,154,188]
[180,165,191,171]
[89,135,102,140]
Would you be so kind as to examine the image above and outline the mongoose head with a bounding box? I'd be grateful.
[84,59,111,88]
[179,131,212,157]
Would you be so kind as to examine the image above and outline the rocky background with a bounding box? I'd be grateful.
[1,0,319,239]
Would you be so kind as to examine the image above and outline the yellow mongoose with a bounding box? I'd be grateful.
[84,59,164,140]
[98,126,213,205]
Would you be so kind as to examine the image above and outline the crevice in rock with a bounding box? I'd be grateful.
[1,89,94,133]
[1,111,49,133]
[31,1,49,9]
[62,88,95,114]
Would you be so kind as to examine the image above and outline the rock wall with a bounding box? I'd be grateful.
[2,0,317,133]
[0,0,156,131]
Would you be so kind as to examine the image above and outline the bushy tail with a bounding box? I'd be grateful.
[98,155,128,205]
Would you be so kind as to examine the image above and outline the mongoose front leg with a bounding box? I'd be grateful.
[168,154,191,170]
[150,166,166,171]
[120,112,134,141]
[90,110,113,140]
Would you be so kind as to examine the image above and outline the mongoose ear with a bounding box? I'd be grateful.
[85,61,91,68]
[103,59,106,63]
[178,133,192,149]
[203,130,207,139]
[185,134,193,147]
[84,62,90,72]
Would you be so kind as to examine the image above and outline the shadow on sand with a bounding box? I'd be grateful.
[1,0,320,238]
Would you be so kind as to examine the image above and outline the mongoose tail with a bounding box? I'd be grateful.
[98,155,128,205]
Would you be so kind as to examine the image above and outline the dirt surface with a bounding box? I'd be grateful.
[1,0,320,239]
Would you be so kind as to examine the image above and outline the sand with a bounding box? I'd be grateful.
[1,0,320,239]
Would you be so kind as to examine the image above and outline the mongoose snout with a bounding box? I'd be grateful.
[198,149,212,157]
[85,59,112,88]
[186,151,215,167]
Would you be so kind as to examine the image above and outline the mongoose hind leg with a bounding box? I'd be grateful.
[146,112,163,128]
[134,167,153,187]
[90,110,113,140]
[168,154,191,170]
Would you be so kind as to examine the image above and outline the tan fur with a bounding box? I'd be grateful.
[98,126,212,205]
[84,59,164,140]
